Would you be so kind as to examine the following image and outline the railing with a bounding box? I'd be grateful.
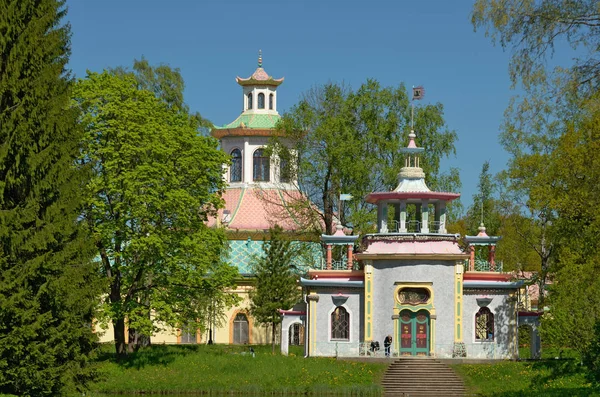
[386,220,421,233]
[473,259,503,272]
[312,259,361,271]
[307,341,514,359]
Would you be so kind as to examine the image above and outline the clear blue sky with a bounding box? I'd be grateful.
[66,0,521,211]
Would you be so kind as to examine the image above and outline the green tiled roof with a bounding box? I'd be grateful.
[215,113,281,130]
[227,239,323,275]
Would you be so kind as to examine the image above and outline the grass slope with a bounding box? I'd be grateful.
[89,344,388,395]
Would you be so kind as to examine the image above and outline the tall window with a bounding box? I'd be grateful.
[269,93,274,110]
[258,93,265,109]
[247,93,253,110]
[230,149,242,182]
[180,324,197,344]
[233,313,249,344]
[289,323,304,346]
[253,149,270,181]
[331,306,349,340]
[279,157,291,183]
[475,307,494,340]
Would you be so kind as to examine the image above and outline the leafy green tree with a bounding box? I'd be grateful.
[0,0,99,395]
[464,161,502,235]
[472,0,600,95]
[272,80,460,236]
[72,71,235,357]
[540,96,600,358]
[250,225,301,353]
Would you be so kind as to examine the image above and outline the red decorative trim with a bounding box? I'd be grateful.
[463,272,513,281]
[278,310,306,316]
[365,191,460,203]
[308,270,364,279]
[518,311,543,317]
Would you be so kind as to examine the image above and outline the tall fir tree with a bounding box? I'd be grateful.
[250,225,301,353]
[0,1,99,395]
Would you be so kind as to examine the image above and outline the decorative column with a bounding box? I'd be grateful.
[438,202,447,233]
[326,244,332,270]
[421,200,430,233]
[469,245,475,271]
[452,262,466,357]
[364,261,373,341]
[489,245,496,272]
[399,201,407,232]
[346,243,353,270]
[306,292,319,356]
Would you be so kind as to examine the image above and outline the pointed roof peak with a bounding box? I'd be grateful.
[236,51,284,87]
[477,223,488,237]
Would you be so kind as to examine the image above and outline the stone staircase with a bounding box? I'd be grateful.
[381,358,467,396]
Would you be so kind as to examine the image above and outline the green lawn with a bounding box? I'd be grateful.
[452,348,600,396]
[88,344,388,395]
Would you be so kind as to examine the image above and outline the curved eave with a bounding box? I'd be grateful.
[308,269,364,279]
[365,191,461,204]
[320,234,360,244]
[211,127,280,139]
[300,277,364,288]
[400,147,425,154]
[355,253,469,261]
[463,271,513,282]
[464,236,502,245]
[463,281,524,289]
[236,76,284,87]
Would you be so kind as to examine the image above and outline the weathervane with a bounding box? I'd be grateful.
[411,86,425,132]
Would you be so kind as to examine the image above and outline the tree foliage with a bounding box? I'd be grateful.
[540,95,600,358]
[72,70,236,357]
[472,0,600,95]
[0,0,99,395]
[250,225,301,353]
[271,80,460,235]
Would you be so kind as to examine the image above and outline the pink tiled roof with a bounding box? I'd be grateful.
[208,187,316,232]
[363,239,465,256]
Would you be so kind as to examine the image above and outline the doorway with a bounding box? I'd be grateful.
[399,309,430,356]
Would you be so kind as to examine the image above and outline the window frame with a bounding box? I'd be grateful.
[247,93,253,110]
[330,306,350,341]
[230,148,242,182]
[475,306,495,342]
[258,92,265,109]
[253,148,270,182]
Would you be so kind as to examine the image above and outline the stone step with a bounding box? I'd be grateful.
[381,358,466,397]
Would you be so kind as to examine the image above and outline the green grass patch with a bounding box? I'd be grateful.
[452,348,600,397]
[88,344,387,395]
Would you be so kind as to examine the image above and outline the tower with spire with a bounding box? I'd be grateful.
[207,53,321,345]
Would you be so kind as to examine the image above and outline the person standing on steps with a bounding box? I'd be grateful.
[384,334,392,357]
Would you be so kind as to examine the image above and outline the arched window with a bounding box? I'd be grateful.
[475,307,494,341]
[233,313,249,344]
[230,149,242,182]
[253,148,270,181]
[331,306,349,340]
[289,323,304,346]
[269,93,274,110]
[258,93,265,109]
[247,93,253,110]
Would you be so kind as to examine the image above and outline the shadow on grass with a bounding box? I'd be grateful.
[486,388,599,397]
[491,358,599,397]
[95,344,202,369]
[95,343,263,370]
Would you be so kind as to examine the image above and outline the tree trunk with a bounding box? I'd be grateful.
[272,322,276,354]
[114,317,126,358]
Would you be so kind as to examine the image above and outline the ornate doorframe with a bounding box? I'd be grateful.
[393,282,436,356]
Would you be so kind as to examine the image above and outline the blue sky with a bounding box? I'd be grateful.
[66,0,524,210]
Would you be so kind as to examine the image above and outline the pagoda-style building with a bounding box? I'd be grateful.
[296,129,524,359]
[207,52,320,345]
